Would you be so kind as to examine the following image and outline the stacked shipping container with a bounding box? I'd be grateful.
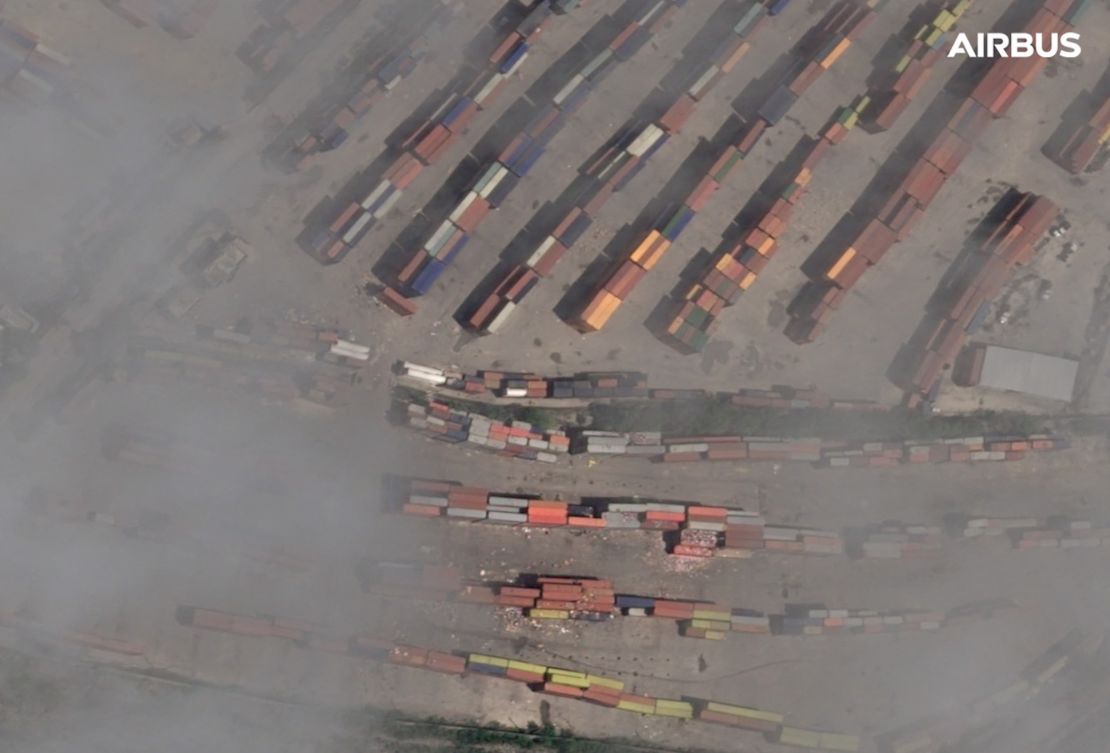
[306,0,581,264]
[1044,85,1110,174]
[657,0,979,353]
[402,404,571,463]
[575,0,879,339]
[285,1,463,168]
[863,0,974,131]
[0,20,69,101]
[465,0,771,333]
[785,0,1087,344]
[894,191,1058,405]
[385,0,691,314]
[399,361,891,413]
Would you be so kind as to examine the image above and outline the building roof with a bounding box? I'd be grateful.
[978,345,1079,402]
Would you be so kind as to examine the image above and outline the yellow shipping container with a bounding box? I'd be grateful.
[819,732,861,752]
[853,95,871,114]
[951,0,972,16]
[586,675,625,691]
[578,291,622,332]
[778,727,822,748]
[705,630,728,640]
[546,668,586,680]
[468,654,509,668]
[934,9,956,30]
[924,27,943,46]
[738,271,758,290]
[508,660,548,675]
[690,619,732,631]
[654,700,694,718]
[629,231,665,265]
[546,673,590,689]
[529,608,571,620]
[706,702,784,723]
[826,248,856,280]
[692,609,731,621]
[682,282,703,301]
[820,38,852,69]
[617,700,656,714]
[751,235,775,255]
[636,239,670,270]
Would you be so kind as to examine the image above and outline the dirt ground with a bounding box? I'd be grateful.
[0,0,1109,751]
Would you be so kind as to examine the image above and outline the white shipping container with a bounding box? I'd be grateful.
[626,124,664,157]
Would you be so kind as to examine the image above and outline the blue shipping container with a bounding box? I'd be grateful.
[409,259,446,295]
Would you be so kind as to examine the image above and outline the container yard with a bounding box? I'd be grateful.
[2,0,1110,752]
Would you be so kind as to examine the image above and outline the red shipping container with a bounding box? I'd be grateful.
[329,202,361,234]
[873,92,910,130]
[659,94,697,134]
[402,503,442,517]
[923,129,972,175]
[541,683,584,698]
[687,176,720,212]
[490,32,522,64]
[948,99,992,142]
[506,667,545,683]
[604,260,648,299]
[397,250,430,284]
[583,685,621,706]
[988,79,1023,116]
[500,586,541,598]
[379,286,417,316]
[902,159,945,206]
[788,60,824,95]
[736,119,766,154]
[527,236,565,278]
[453,195,491,233]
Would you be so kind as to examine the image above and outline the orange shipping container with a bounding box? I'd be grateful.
[604,260,648,299]
[825,247,857,281]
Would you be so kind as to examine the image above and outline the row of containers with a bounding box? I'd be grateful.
[891,190,1059,407]
[0,19,69,101]
[569,0,880,341]
[42,604,1088,753]
[403,401,571,461]
[283,0,466,168]
[864,0,973,130]
[172,602,861,751]
[363,568,956,640]
[187,319,371,367]
[1044,79,1110,174]
[309,0,586,267]
[463,0,778,333]
[649,0,977,353]
[397,361,888,411]
[784,0,1089,345]
[396,478,1108,558]
[381,0,692,314]
[388,632,1088,753]
[100,0,214,38]
[398,393,1067,468]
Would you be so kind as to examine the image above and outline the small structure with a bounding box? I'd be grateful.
[957,344,1078,402]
